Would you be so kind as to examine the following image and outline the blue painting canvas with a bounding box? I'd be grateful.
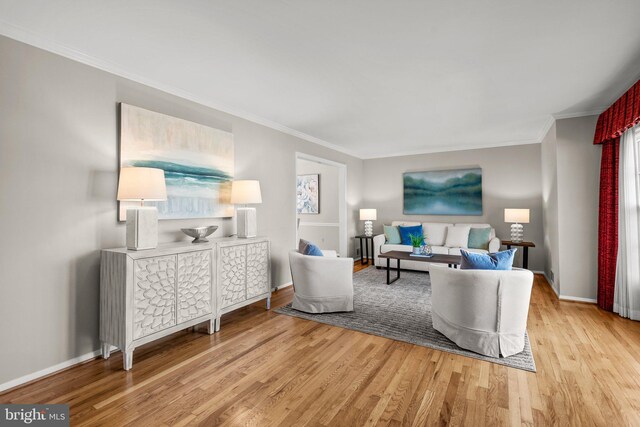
[119,104,234,220]
[403,168,482,215]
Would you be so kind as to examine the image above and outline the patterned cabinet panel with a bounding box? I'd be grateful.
[133,255,177,339]
[219,244,247,309]
[177,250,212,323]
[246,241,269,299]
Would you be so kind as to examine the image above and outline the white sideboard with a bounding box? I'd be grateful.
[100,236,270,370]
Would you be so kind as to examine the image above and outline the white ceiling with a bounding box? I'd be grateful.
[1,1,640,158]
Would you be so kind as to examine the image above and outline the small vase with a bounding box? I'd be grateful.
[412,247,421,255]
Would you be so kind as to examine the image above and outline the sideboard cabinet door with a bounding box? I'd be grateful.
[246,241,269,299]
[177,250,212,324]
[133,255,177,339]
[219,244,247,309]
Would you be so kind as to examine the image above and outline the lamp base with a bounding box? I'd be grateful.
[237,207,257,238]
[510,223,524,242]
[126,207,158,250]
[364,220,373,237]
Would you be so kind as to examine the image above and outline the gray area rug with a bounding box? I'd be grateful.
[276,266,536,372]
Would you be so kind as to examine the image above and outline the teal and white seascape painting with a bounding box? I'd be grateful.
[119,104,234,220]
[403,168,482,215]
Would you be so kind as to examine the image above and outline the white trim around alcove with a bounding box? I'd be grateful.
[294,152,348,258]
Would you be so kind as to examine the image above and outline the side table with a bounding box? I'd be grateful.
[502,240,535,269]
[354,235,375,265]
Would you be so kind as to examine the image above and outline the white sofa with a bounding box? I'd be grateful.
[289,250,354,313]
[429,264,534,357]
[373,221,501,271]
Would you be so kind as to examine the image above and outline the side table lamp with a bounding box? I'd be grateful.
[360,208,377,237]
[504,208,530,243]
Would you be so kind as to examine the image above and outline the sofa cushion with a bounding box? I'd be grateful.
[383,225,401,244]
[468,227,492,250]
[431,246,449,255]
[445,225,471,248]
[456,223,496,239]
[381,244,412,253]
[448,247,489,256]
[460,248,516,270]
[422,223,452,246]
[398,225,424,246]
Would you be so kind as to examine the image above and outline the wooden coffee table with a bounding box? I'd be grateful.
[378,251,462,284]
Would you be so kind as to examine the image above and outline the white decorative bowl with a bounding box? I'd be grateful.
[180,226,218,243]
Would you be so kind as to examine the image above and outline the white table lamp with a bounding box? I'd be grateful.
[117,167,167,250]
[360,208,377,237]
[504,208,530,242]
[231,180,262,238]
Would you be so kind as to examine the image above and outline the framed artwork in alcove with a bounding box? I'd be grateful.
[296,174,320,214]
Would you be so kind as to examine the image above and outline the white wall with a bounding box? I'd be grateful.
[296,158,340,251]
[554,116,600,300]
[0,35,363,386]
[362,144,545,271]
[541,122,560,292]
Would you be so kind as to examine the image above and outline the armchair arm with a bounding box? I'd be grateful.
[321,249,338,257]
[488,237,501,253]
[373,234,386,263]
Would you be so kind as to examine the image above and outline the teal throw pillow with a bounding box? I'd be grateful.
[398,225,424,246]
[383,225,401,244]
[468,227,492,250]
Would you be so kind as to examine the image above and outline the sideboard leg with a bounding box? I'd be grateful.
[101,342,111,359]
[123,350,133,371]
[266,296,271,310]
[215,316,221,332]
[207,318,216,335]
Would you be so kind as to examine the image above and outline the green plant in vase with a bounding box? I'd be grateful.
[409,233,424,255]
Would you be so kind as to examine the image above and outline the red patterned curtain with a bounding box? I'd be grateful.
[593,78,639,311]
[594,79,640,145]
[597,139,619,311]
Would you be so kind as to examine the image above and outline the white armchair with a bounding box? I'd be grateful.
[429,264,534,357]
[288,250,354,313]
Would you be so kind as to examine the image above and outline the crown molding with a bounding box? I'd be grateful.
[552,109,605,120]
[1,20,605,161]
[0,20,361,159]
[535,115,556,142]
[361,136,543,159]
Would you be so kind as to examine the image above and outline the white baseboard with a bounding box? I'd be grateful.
[558,295,597,304]
[0,346,117,393]
[276,282,293,290]
[538,272,596,304]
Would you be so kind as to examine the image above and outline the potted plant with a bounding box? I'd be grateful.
[409,233,424,255]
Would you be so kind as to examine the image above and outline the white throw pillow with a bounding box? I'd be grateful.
[422,223,451,246]
[445,225,471,248]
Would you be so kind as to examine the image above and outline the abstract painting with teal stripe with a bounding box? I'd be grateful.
[119,104,234,220]
[403,168,482,215]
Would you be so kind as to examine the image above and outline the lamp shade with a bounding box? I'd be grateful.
[117,167,167,201]
[504,208,530,224]
[231,180,262,204]
[360,208,377,221]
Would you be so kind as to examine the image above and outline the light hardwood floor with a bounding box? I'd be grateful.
[2,265,640,426]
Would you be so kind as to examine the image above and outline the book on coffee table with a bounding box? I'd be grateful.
[409,253,434,258]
